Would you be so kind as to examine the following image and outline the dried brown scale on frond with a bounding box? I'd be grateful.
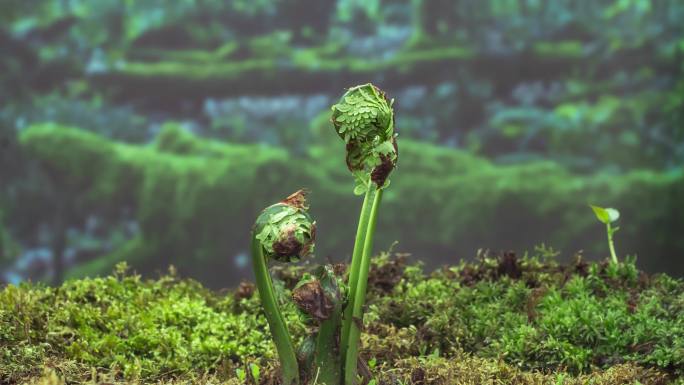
[370,154,393,187]
[370,137,398,188]
[272,226,306,260]
[272,235,302,260]
[292,278,334,322]
[280,189,309,210]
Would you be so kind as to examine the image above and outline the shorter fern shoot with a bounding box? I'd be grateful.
[251,190,316,385]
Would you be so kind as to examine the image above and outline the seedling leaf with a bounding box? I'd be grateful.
[589,205,619,224]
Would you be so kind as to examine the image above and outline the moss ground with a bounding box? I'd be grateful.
[1,252,682,384]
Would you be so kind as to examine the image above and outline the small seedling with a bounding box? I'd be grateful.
[589,204,620,264]
[250,84,397,385]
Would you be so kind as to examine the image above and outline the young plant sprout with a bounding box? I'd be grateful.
[589,204,620,264]
[251,189,316,385]
[331,84,397,385]
[250,84,396,385]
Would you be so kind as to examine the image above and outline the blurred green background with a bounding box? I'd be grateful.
[1,0,683,287]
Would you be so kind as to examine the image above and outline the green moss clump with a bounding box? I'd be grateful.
[1,255,683,384]
[368,256,683,376]
[0,263,278,383]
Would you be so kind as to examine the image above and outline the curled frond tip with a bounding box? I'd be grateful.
[254,191,316,262]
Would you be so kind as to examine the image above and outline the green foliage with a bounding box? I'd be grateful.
[590,205,621,224]
[18,124,684,281]
[1,256,682,384]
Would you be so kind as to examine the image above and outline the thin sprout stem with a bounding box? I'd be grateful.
[340,183,375,363]
[344,188,383,385]
[251,236,299,385]
[607,223,618,264]
[314,269,343,384]
[314,300,342,384]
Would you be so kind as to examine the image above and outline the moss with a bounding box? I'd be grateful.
[20,124,290,286]
[129,42,240,63]
[1,255,682,384]
[88,35,671,102]
[372,357,671,385]
[108,45,475,80]
[533,40,585,58]
[154,122,287,160]
[368,257,683,376]
[0,263,278,383]
[89,44,479,100]
[99,37,652,85]
[19,359,677,385]
[19,124,684,283]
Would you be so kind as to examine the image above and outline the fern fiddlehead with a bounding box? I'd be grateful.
[251,190,315,385]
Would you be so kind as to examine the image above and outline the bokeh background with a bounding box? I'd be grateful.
[1,0,683,288]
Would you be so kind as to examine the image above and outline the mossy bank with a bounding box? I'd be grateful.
[1,253,682,384]
[17,124,684,286]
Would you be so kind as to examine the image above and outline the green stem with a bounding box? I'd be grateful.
[251,236,299,385]
[607,223,618,264]
[314,298,342,385]
[344,189,383,385]
[340,185,375,363]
